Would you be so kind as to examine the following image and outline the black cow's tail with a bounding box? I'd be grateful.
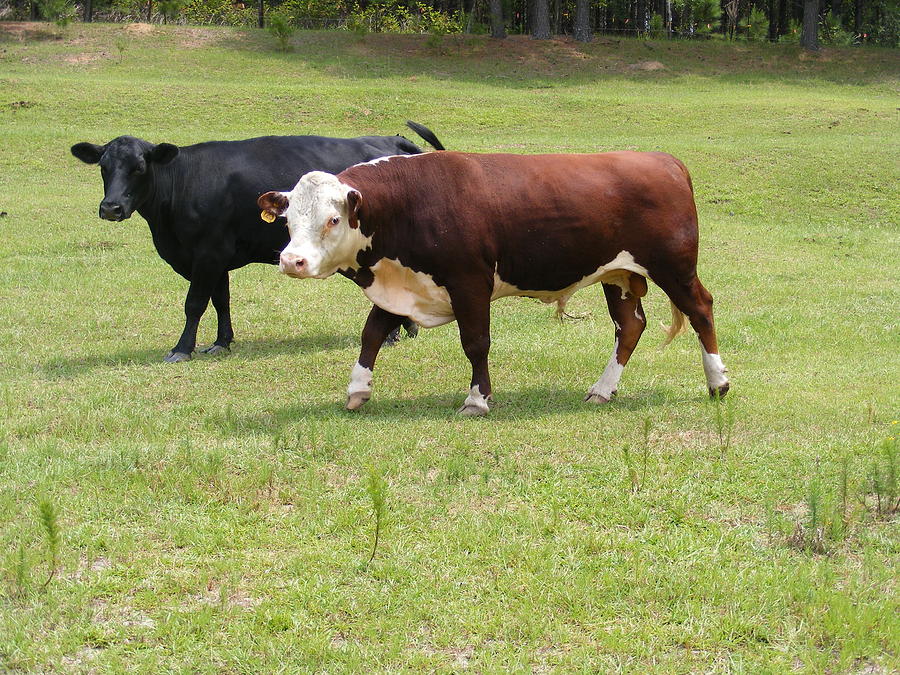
[405,121,445,151]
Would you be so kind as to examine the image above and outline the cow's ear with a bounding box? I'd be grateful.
[71,142,105,164]
[149,143,179,165]
[347,189,362,229]
[258,191,290,222]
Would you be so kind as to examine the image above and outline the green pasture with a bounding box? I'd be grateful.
[0,22,898,672]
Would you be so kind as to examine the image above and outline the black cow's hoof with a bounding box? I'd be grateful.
[384,328,401,347]
[164,351,192,363]
[709,383,731,399]
[404,323,419,339]
[200,344,230,356]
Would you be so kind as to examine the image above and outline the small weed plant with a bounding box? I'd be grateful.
[711,391,735,457]
[622,417,652,494]
[37,497,60,589]
[365,465,388,565]
[859,437,899,518]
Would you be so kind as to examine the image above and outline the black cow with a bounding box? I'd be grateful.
[71,122,443,362]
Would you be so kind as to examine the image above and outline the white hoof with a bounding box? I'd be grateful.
[458,402,489,416]
[459,386,490,416]
[346,392,370,411]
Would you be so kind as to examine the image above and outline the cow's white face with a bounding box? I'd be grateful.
[259,171,370,279]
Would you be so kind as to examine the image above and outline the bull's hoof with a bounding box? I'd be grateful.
[200,344,230,356]
[709,382,731,399]
[584,386,616,404]
[404,323,419,339]
[164,351,192,363]
[346,392,371,411]
[458,403,489,416]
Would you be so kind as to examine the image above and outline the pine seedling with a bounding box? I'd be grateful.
[835,454,850,540]
[13,544,29,599]
[804,461,827,554]
[622,444,640,494]
[640,417,651,488]
[38,497,60,589]
[365,466,388,565]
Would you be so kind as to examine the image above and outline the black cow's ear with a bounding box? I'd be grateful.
[347,189,362,229]
[71,142,105,164]
[149,143,179,165]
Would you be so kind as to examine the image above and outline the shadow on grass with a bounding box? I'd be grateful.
[229,385,682,435]
[37,333,358,379]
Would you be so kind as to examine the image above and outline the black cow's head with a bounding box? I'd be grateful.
[71,136,179,222]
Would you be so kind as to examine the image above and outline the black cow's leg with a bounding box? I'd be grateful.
[346,305,405,410]
[450,289,492,416]
[166,260,222,363]
[585,277,647,404]
[383,316,419,346]
[199,273,233,355]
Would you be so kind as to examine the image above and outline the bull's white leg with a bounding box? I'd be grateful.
[585,339,624,404]
[346,362,373,410]
[701,344,730,397]
[459,385,490,416]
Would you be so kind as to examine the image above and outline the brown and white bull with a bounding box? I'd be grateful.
[259,151,730,415]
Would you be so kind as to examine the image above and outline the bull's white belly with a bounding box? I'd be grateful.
[491,250,649,303]
[362,251,648,329]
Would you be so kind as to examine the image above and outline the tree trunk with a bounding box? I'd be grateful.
[853,0,861,32]
[84,0,93,22]
[573,0,592,41]
[258,0,264,28]
[30,1,39,19]
[489,0,505,37]
[146,0,152,22]
[768,0,778,39]
[800,0,819,48]
[532,0,551,38]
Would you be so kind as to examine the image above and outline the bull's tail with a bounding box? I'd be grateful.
[661,301,689,346]
[405,120,446,151]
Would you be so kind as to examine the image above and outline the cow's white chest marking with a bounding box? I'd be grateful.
[363,259,455,328]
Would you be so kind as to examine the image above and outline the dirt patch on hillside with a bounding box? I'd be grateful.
[124,22,155,35]
[629,59,666,70]
[0,21,61,41]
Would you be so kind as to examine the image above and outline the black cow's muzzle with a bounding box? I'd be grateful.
[99,201,128,222]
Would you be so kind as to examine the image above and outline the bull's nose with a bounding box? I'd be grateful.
[280,252,307,275]
[99,201,124,221]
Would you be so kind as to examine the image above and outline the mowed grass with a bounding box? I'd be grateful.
[1,22,898,672]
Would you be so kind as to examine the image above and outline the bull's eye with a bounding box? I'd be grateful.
[329,216,340,227]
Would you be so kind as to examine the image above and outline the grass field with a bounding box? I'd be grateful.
[1,21,898,672]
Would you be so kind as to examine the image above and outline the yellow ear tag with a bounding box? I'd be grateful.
[260,210,276,223]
